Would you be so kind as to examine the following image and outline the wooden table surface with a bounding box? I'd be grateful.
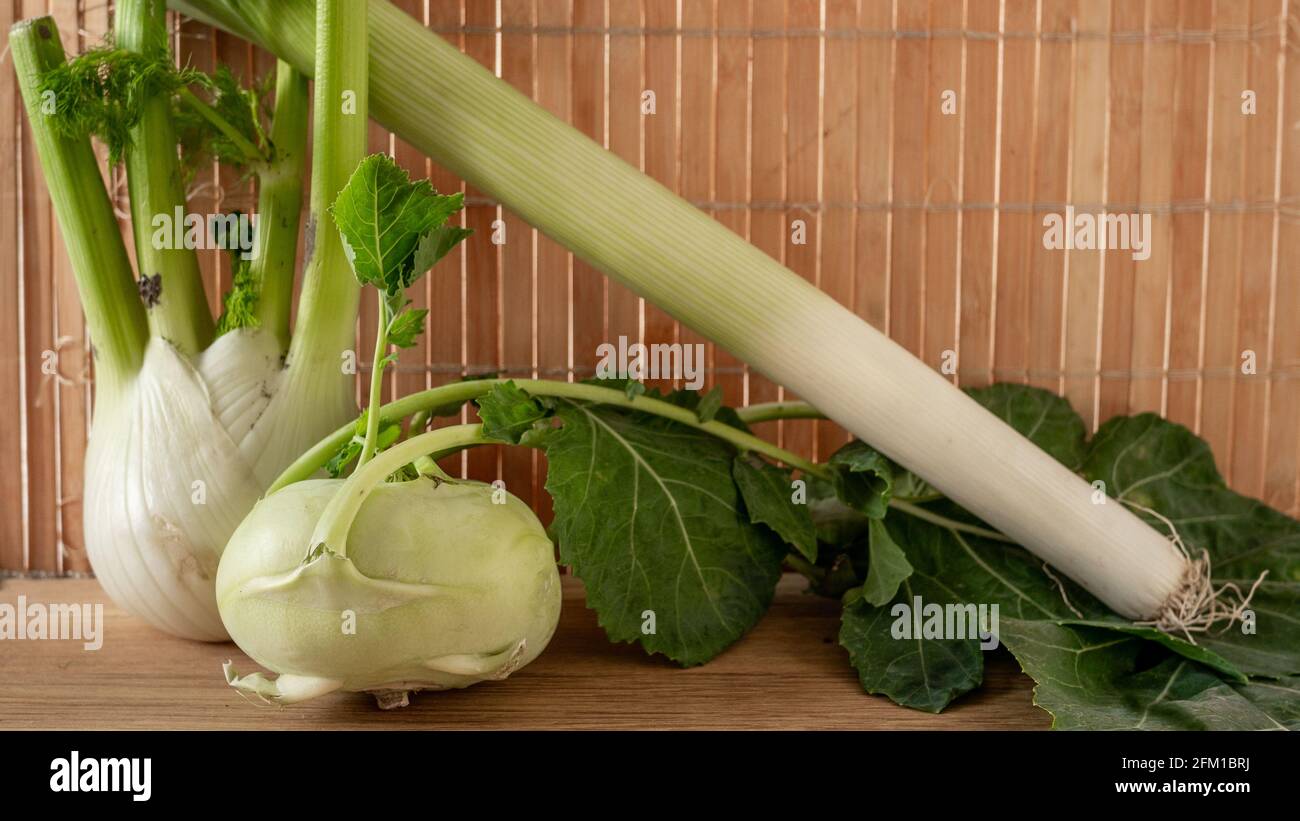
[0,575,1049,730]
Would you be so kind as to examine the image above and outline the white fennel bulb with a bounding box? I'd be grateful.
[12,0,367,641]
[84,330,354,641]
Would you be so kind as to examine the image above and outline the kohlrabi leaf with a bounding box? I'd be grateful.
[325,413,402,478]
[695,386,724,424]
[861,517,913,607]
[476,382,552,445]
[386,307,429,350]
[966,383,1088,469]
[1075,414,1300,677]
[807,475,872,546]
[541,398,786,666]
[839,573,984,714]
[410,224,473,276]
[331,153,465,295]
[732,454,817,562]
[1081,413,1300,583]
[325,440,363,479]
[1186,583,1300,678]
[844,384,1300,723]
[827,440,893,519]
[998,620,1297,730]
[911,386,1300,679]
[1231,675,1300,729]
[655,384,751,432]
[863,460,1247,681]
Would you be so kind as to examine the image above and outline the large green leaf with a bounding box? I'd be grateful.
[331,153,464,294]
[732,454,818,562]
[840,576,983,714]
[827,440,894,519]
[1000,620,1297,730]
[833,384,1300,720]
[1081,414,1300,582]
[542,398,786,666]
[967,383,1087,469]
[861,518,912,607]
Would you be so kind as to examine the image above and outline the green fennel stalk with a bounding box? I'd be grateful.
[286,0,367,374]
[117,0,213,356]
[9,19,147,403]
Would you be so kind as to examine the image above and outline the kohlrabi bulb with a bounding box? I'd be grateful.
[216,477,562,707]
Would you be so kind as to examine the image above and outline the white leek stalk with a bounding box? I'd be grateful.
[171,0,1193,622]
[12,2,364,640]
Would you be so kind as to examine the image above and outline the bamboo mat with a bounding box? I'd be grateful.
[1,0,1298,575]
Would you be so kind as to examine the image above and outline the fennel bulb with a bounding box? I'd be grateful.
[219,477,562,704]
[84,330,354,640]
[12,0,365,641]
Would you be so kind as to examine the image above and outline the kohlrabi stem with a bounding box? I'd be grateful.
[10,18,148,404]
[117,0,214,357]
[286,0,366,369]
[175,86,267,166]
[268,379,830,493]
[413,455,452,481]
[271,377,1011,544]
[309,424,490,557]
[407,409,432,435]
[357,301,390,467]
[252,60,309,351]
[889,500,1016,543]
[736,401,824,424]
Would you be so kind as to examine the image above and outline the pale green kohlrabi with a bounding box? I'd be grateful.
[219,135,561,705]
[218,430,562,707]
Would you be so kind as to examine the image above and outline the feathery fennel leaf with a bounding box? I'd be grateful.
[214,255,259,335]
[37,43,206,165]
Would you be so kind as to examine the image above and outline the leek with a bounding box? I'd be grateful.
[171,0,1197,623]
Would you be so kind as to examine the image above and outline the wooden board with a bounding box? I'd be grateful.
[0,576,1047,730]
